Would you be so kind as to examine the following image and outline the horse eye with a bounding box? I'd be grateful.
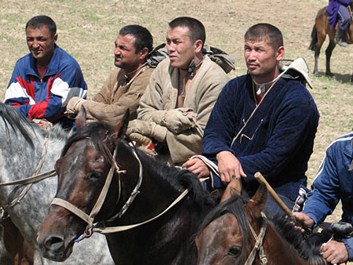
[227,246,241,257]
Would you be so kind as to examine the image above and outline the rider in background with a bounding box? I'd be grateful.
[65,24,154,126]
[294,132,353,265]
[327,0,351,47]
[4,15,87,130]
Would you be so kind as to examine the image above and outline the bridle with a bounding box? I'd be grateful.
[51,138,190,240]
[244,212,268,265]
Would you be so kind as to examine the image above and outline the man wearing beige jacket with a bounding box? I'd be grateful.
[126,17,229,165]
[65,24,154,125]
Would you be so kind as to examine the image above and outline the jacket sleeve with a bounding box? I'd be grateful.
[167,72,228,163]
[302,148,341,225]
[84,68,151,125]
[40,62,87,120]
[203,79,239,155]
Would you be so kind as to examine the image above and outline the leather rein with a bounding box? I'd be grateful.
[0,137,56,222]
[244,212,269,265]
[51,139,190,241]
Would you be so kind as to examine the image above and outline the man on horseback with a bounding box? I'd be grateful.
[126,16,229,165]
[294,132,353,264]
[65,24,154,126]
[328,0,352,47]
[184,23,319,216]
[4,15,87,130]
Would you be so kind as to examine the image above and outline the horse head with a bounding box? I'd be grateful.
[195,183,328,265]
[37,107,130,261]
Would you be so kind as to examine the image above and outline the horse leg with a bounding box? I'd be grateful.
[313,46,320,76]
[2,218,34,265]
[325,40,336,77]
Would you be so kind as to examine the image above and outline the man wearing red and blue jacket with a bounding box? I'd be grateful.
[4,15,87,129]
[294,132,353,264]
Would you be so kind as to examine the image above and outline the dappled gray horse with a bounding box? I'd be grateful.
[0,102,114,265]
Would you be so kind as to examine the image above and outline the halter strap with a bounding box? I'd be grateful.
[51,140,190,240]
[244,212,268,265]
[0,136,55,213]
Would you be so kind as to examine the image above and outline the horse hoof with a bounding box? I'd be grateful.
[325,72,334,77]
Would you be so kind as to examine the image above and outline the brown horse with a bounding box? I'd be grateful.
[195,183,328,265]
[310,4,353,79]
[36,109,216,265]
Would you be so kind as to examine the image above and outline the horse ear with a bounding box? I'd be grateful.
[75,106,87,130]
[220,178,242,203]
[247,183,267,216]
[111,110,130,142]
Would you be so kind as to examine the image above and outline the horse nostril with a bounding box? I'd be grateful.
[44,236,65,252]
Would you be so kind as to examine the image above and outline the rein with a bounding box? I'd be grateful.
[244,212,268,265]
[51,140,191,241]
[0,137,55,220]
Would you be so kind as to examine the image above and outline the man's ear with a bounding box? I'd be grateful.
[139,47,150,60]
[194,39,203,53]
[276,46,285,61]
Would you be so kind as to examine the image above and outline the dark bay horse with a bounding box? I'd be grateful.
[310,4,353,79]
[195,183,328,265]
[0,103,113,265]
[37,109,216,265]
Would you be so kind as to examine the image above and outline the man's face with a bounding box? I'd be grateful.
[114,34,142,71]
[166,26,196,69]
[244,37,284,82]
[26,25,57,66]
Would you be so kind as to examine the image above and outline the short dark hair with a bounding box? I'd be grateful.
[25,15,57,38]
[168,16,206,45]
[244,23,283,50]
[119,25,153,54]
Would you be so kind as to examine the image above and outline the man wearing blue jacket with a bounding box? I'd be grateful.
[294,133,353,264]
[4,15,87,129]
[183,23,319,213]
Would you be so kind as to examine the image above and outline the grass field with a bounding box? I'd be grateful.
[1,0,353,243]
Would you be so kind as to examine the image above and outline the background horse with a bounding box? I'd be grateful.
[0,103,114,265]
[37,110,216,265]
[195,184,327,265]
[310,4,353,79]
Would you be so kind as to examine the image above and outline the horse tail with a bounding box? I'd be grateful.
[309,24,318,51]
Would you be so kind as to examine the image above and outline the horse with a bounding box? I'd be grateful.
[0,102,114,265]
[37,109,217,265]
[310,4,353,80]
[195,182,328,265]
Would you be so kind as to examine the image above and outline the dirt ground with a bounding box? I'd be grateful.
[1,0,353,262]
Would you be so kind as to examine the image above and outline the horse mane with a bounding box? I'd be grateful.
[0,103,37,148]
[61,121,114,158]
[270,214,326,265]
[133,145,216,211]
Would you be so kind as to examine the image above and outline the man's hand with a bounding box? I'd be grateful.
[127,119,167,142]
[65,97,85,117]
[216,151,246,183]
[161,108,196,133]
[182,157,210,178]
[292,212,314,233]
[320,241,348,265]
